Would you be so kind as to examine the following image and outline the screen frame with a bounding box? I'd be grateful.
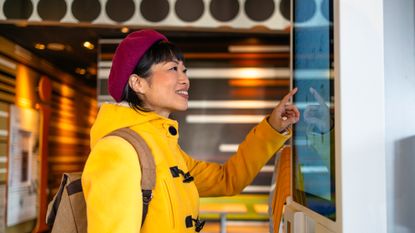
[291,0,336,221]
[288,0,341,231]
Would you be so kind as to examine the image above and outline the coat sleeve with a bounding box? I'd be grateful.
[82,136,143,233]
[181,117,291,197]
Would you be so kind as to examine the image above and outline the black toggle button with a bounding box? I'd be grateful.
[169,166,180,177]
[168,126,177,136]
[185,215,205,232]
[185,215,193,228]
[182,172,194,183]
[195,219,205,232]
[169,166,194,183]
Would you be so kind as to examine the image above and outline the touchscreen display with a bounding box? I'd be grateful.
[292,0,336,220]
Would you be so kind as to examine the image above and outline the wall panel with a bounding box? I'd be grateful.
[0,35,97,231]
[0,55,15,186]
[0,102,9,184]
[47,81,96,193]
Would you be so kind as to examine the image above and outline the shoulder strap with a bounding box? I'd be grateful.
[106,128,156,225]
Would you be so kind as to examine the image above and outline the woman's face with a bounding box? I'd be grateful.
[140,59,189,117]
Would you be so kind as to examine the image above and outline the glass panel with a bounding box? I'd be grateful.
[292,0,336,221]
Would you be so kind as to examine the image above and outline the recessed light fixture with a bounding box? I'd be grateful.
[121,27,130,33]
[34,43,46,50]
[87,66,97,75]
[47,43,66,51]
[228,45,290,53]
[75,67,86,75]
[83,41,95,50]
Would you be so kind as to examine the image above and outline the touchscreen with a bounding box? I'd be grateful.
[292,0,336,221]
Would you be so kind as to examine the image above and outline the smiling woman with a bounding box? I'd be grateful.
[80,29,300,233]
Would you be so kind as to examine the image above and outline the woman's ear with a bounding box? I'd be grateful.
[128,74,147,94]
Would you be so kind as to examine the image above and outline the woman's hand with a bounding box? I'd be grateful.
[268,88,300,133]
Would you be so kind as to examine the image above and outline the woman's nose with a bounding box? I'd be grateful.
[180,72,190,86]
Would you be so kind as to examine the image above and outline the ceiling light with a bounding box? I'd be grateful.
[75,67,86,75]
[121,27,129,33]
[34,43,45,50]
[229,79,289,87]
[87,66,97,75]
[228,45,290,53]
[83,41,95,50]
[15,21,28,27]
[47,43,65,51]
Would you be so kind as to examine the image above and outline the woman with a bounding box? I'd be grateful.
[82,29,300,233]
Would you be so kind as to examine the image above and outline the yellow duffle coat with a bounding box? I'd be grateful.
[82,103,290,233]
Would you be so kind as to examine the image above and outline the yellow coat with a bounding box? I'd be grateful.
[82,103,290,233]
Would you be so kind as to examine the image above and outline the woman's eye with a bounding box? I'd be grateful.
[169,66,178,71]
[183,68,188,74]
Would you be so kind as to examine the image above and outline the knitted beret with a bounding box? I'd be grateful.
[108,29,168,102]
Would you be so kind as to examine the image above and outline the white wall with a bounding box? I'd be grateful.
[383,0,415,232]
[338,0,387,232]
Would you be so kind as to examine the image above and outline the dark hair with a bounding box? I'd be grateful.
[121,40,184,112]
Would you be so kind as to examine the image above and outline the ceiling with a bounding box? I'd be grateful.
[0,24,125,86]
[0,24,289,87]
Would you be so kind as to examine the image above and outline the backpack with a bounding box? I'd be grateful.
[45,128,156,233]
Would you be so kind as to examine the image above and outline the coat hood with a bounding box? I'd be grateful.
[90,103,171,148]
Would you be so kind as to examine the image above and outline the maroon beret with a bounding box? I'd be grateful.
[108,29,168,102]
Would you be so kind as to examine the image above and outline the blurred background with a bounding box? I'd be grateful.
[0,0,298,232]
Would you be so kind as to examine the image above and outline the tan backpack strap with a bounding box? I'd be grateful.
[106,128,156,191]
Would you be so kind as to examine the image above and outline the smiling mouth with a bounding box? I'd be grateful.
[176,90,189,98]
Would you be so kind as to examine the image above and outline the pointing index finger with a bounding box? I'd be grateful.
[280,87,298,105]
